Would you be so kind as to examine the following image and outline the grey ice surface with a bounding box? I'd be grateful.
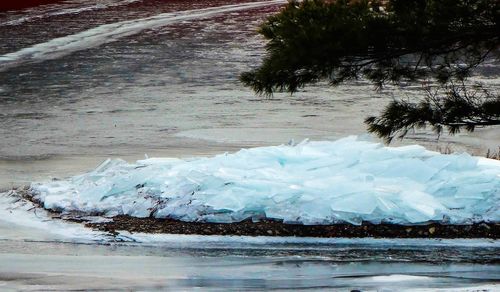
[0,222,499,291]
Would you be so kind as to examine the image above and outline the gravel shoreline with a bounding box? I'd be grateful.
[85,215,499,239]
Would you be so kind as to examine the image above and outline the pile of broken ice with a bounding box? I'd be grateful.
[30,136,500,225]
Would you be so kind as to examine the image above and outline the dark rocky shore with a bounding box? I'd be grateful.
[85,215,499,239]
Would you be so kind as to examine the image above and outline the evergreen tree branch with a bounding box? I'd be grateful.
[240,0,500,141]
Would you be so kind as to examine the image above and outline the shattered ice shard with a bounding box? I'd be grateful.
[30,136,500,225]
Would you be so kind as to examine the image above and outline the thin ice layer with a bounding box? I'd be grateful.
[30,136,500,225]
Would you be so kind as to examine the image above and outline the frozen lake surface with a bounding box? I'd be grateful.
[1,241,499,291]
[0,0,499,189]
[0,199,498,291]
[0,0,499,290]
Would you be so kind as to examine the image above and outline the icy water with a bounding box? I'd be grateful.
[0,0,499,290]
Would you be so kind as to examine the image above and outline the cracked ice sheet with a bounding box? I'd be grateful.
[30,136,500,225]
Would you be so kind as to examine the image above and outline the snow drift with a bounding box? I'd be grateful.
[30,136,500,225]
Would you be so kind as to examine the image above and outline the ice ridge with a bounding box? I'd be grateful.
[30,136,500,225]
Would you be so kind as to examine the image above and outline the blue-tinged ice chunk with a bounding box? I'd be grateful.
[399,191,446,223]
[331,193,378,215]
[483,205,500,222]
[443,153,478,171]
[332,212,364,225]
[425,155,453,171]
[29,136,500,225]
[271,192,302,204]
[375,194,399,214]
[359,158,438,183]
[297,201,333,223]
[455,183,495,199]
[205,189,245,212]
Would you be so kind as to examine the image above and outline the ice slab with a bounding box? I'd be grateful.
[30,136,500,225]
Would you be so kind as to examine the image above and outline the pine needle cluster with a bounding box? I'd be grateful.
[241,0,499,141]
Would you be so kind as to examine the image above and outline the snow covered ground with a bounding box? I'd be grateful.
[29,136,500,225]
